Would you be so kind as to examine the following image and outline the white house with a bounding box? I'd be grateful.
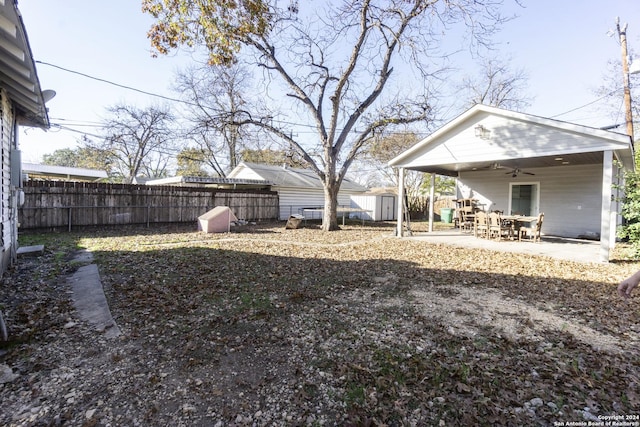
[228,162,368,220]
[1,2,50,272]
[389,104,635,262]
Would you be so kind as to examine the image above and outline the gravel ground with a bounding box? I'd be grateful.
[1,222,639,426]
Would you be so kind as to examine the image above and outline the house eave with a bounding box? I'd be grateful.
[0,2,49,128]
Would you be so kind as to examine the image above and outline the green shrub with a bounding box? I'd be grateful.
[618,170,640,257]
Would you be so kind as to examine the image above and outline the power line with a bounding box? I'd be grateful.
[549,89,621,118]
[36,60,194,107]
[35,60,316,129]
[36,60,429,134]
[46,59,624,143]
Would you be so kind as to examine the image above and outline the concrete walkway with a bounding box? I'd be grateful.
[406,231,603,264]
[67,250,121,338]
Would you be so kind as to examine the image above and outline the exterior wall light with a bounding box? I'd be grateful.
[474,124,490,139]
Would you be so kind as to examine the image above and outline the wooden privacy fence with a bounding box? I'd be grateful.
[19,181,279,230]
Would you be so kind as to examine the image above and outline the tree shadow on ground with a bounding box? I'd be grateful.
[5,227,640,426]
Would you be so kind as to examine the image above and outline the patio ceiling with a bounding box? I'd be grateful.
[407,151,604,177]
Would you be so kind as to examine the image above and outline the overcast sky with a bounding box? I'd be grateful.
[16,0,640,163]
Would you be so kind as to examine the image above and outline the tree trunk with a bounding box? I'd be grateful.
[322,181,340,231]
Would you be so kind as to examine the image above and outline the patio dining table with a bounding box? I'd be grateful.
[500,215,538,239]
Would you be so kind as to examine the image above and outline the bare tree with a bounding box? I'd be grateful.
[362,131,454,214]
[91,104,175,183]
[145,0,510,230]
[174,63,258,176]
[459,56,533,111]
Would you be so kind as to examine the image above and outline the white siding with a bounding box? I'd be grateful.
[0,89,15,272]
[458,164,604,239]
[277,187,356,220]
[350,195,376,220]
[278,187,326,220]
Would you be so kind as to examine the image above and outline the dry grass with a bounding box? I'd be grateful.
[2,221,639,426]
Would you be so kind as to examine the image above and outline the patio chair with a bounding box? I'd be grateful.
[518,212,544,242]
[475,211,489,238]
[488,212,511,240]
[456,209,473,233]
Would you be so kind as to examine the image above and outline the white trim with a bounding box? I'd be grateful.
[428,174,435,232]
[396,167,405,237]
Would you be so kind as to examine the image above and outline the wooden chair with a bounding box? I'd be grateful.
[456,209,473,233]
[519,213,544,242]
[488,212,511,240]
[475,211,489,238]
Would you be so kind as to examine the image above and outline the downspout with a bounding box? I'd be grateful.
[396,167,405,237]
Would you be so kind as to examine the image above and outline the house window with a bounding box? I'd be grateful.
[508,182,539,216]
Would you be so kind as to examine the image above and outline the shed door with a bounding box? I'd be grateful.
[380,196,395,221]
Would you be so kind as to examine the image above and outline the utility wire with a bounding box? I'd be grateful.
[36,60,196,107]
[550,89,621,118]
[38,60,623,140]
[35,60,316,129]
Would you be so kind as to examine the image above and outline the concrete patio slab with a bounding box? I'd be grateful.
[406,231,602,264]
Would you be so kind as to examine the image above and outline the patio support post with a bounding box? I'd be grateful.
[428,174,435,232]
[600,150,614,262]
[396,167,405,237]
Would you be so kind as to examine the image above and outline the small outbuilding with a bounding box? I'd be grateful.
[350,188,397,221]
[228,162,368,220]
[198,206,238,233]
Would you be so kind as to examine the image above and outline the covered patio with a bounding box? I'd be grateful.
[389,104,635,262]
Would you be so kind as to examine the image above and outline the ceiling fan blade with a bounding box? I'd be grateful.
[523,171,535,175]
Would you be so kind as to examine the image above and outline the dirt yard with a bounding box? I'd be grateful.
[1,222,639,426]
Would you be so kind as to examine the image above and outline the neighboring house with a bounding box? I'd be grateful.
[389,104,635,262]
[145,175,273,190]
[1,2,50,272]
[350,188,397,221]
[22,163,107,182]
[228,162,368,220]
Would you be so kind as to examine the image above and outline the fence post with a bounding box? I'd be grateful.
[68,207,72,232]
[147,205,150,228]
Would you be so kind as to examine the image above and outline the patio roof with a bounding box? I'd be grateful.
[388,104,634,176]
[388,104,634,263]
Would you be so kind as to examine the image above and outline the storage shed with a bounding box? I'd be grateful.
[350,189,397,221]
[198,206,238,233]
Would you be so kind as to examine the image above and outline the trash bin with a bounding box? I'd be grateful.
[440,208,453,223]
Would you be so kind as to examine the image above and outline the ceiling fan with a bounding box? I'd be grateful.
[505,167,535,178]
